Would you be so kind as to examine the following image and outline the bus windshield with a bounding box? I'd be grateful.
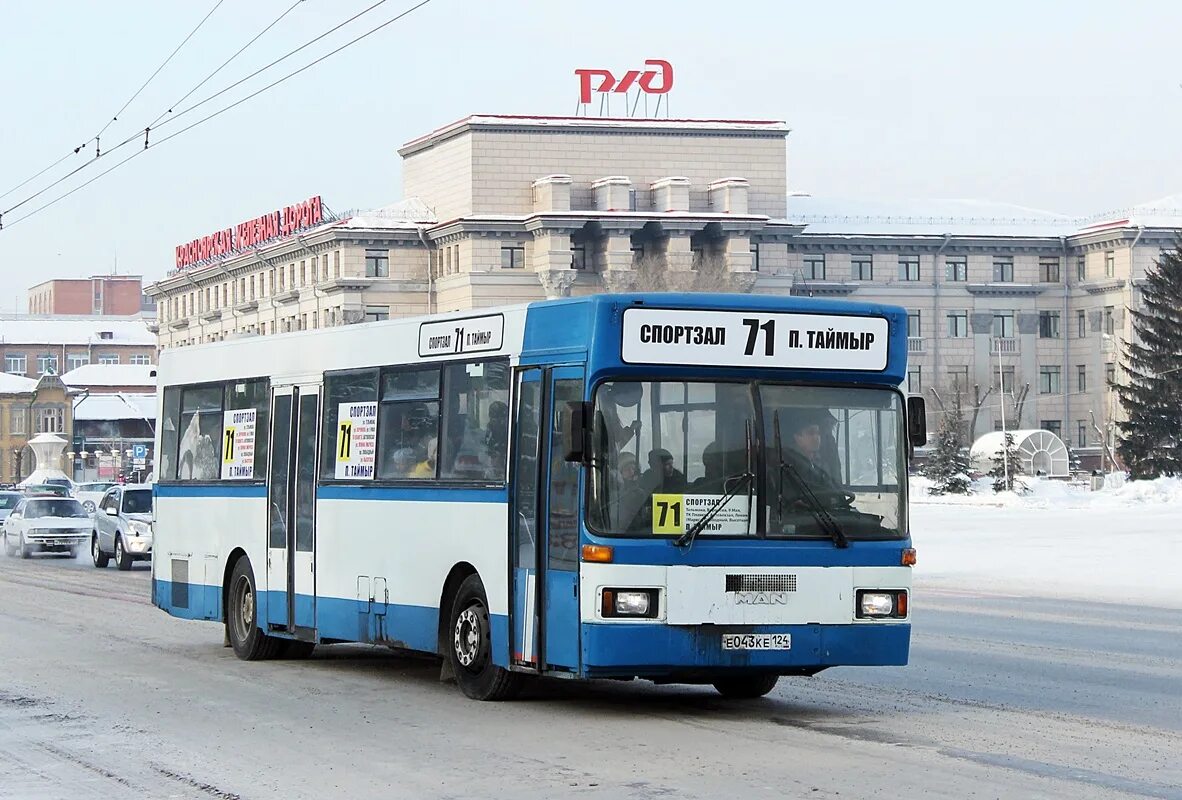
[588,380,905,540]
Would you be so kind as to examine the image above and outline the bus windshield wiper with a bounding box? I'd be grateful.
[675,421,755,549]
[773,411,850,549]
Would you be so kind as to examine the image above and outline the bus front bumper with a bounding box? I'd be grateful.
[580,621,910,678]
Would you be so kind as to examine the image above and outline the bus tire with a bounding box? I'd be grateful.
[448,574,520,701]
[92,535,110,568]
[226,557,284,661]
[712,674,780,699]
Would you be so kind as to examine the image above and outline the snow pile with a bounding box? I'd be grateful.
[910,475,1182,608]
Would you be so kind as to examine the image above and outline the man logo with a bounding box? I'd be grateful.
[733,592,789,606]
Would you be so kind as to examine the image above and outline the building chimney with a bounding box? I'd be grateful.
[532,175,572,213]
[708,178,750,214]
[650,177,691,212]
[591,176,633,212]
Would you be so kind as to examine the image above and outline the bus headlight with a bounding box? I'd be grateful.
[601,589,658,619]
[856,590,907,619]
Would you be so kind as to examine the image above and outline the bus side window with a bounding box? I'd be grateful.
[440,359,510,483]
[320,370,378,479]
[159,387,181,480]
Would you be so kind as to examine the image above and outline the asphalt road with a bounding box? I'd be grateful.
[1,552,1179,799]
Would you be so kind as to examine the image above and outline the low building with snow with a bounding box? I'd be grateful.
[71,392,155,483]
[0,372,74,485]
[62,363,156,394]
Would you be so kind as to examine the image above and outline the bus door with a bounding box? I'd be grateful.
[266,384,321,637]
[510,366,585,673]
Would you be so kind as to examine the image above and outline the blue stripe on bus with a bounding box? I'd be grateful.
[153,579,511,668]
[154,483,268,498]
[316,485,508,503]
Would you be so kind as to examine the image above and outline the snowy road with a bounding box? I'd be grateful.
[1,553,1179,799]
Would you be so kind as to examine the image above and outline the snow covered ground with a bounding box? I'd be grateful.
[910,475,1182,609]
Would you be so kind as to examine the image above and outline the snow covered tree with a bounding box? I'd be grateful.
[1115,243,1182,479]
[924,388,972,495]
[988,432,1026,493]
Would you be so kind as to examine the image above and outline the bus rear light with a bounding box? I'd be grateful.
[582,544,613,563]
[856,590,907,619]
[601,588,659,619]
[901,548,917,566]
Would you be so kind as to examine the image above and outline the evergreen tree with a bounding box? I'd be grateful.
[1115,243,1182,479]
[988,432,1026,493]
[924,388,972,495]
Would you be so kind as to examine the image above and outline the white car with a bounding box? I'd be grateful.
[75,481,117,515]
[3,496,92,559]
[92,485,154,570]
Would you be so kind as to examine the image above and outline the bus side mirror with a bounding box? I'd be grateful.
[907,395,927,448]
[562,401,592,463]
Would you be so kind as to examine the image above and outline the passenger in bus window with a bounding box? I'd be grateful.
[410,438,437,479]
[690,442,726,493]
[483,401,509,477]
[641,448,687,493]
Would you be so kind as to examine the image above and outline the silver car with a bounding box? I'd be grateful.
[0,491,22,525]
[92,485,154,571]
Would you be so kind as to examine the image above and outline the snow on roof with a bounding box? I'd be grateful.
[332,197,437,229]
[789,193,1182,238]
[73,392,156,422]
[0,372,38,393]
[0,316,155,346]
[400,115,789,153]
[62,364,156,388]
[787,195,1078,237]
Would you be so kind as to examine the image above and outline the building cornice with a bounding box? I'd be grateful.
[1080,278,1126,295]
[965,283,1046,297]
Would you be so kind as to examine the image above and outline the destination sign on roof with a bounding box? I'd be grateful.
[621,308,889,371]
[418,313,505,358]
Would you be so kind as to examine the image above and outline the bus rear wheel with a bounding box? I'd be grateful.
[712,674,780,699]
[448,575,520,701]
[226,557,285,661]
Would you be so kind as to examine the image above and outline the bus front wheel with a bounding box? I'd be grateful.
[712,674,780,699]
[226,557,285,661]
[448,575,520,701]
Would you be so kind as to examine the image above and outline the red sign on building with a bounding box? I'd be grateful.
[575,59,673,105]
[174,196,324,270]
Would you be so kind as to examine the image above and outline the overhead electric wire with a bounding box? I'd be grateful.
[2,0,393,220]
[0,0,224,203]
[147,0,305,130]
[97,0,226,139]
[1,0,436,231]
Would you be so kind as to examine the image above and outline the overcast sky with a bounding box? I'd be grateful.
[1,0,1180,310]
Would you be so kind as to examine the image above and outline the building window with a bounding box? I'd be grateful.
[1077,309,1087,338]
[1077,364,1087,393]
[992,257,1014,283]
[1076,255,1086,281]
[803,254,826,280]
[1039,310,1060,339]
[1077,420,1088,447]
[946,310,968,338]
[36,407,64,433]
[750,243,761,272]
[98,354,119,365]
[1039,257,1061,283]
[334,250,341,279]
[906,310,921,338]
[129,355,151,366]
[364,249,390,278]
[992,311,1015,338]
[289,264,296,288]
[898,255,920,281]
[946,366,969,391]
[852,255,872,281]
[907,367,922,394]
[1104,306,1115,335]
[5,355,27,375]
[67,354,89,371]
[1104,251,1115,278]
[571,245,588,270]
[1039,366,1061,394]
[501,246,525,269]
[9,406,26,434]
[945,255,967,282]
[300,261,307,286]
[995,366,1015,392]
[364,305,389,323]
[1041,419,1062,438]
[1105,363,1116,387]
[37,355,58,375]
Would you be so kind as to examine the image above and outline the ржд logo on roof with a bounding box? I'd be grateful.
[575,59,673,106]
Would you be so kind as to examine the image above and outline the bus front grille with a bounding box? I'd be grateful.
[725,574,797,593]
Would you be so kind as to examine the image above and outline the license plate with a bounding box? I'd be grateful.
[721,633,791,651]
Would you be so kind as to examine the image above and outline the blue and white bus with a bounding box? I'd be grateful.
[152,293,925,700]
